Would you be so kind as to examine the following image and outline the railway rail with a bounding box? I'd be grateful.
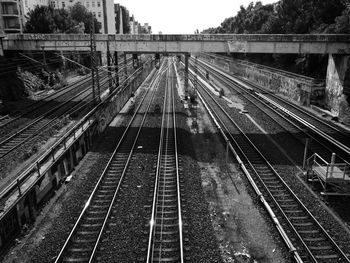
[0,59,136,163]
[192,67,350,262]
[0,58,132,133]
[198,57,350,159]
[146,60,184,263]
[54,59,165,263]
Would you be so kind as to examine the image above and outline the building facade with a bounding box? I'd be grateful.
[0,0,25,33]
[51,0,115,34]
[23,0,48,15]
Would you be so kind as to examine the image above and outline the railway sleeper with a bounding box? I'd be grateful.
[151,256,179,262]
[314,254,342,260]
[72,237,96,243]
[302,237,326,242]
[76,230,100,235]
[84,215,106,220]
[298,229,320,235]
[289,215,309,220]
[309,245,333,250]
[153,247,179,253]
[154,230,178,235]
[283,209,304,214]
[67,247,91,253]
[63,256,90,262]
[293,221,314,227]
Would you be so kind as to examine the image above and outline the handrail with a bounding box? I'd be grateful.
[0,65,147,209]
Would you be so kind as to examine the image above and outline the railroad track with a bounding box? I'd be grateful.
[146,60,184,263]
[54,60,164,263]
[0,57,132,135]
[193,71,350,262]
[0,73,111,160]
[195,58,350,163]
[197,57,350,159]
[0,58,138,161]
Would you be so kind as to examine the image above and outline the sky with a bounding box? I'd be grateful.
[115,0,277,34]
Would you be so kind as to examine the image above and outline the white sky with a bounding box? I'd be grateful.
[114,0,277,34]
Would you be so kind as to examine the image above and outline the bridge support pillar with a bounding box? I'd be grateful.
[60,51,66,70]
[326,54,350,125]
[107,50,113,92]
[101,51,108,65]
[0,37,3,57]
[124,53,128,84]
[114,51,119,87]
[184,53,189,100]
[132,53,139,69]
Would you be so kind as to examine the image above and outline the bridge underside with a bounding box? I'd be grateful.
[2,34,350,54]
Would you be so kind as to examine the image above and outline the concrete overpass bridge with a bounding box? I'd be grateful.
[0,33,349,120]
[1,34,350,54]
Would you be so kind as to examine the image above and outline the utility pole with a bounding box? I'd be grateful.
[124,53,128,85]
[106,38,113,92]
[114,51,119,87]
[192,55,198,127]
[90,14,101,103]
[184,53,189,100]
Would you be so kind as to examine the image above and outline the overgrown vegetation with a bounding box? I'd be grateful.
[202,0,350,78]
[25,3,101,34]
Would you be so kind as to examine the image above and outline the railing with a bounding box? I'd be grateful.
[307,153,349,182]
[0,62,150,220]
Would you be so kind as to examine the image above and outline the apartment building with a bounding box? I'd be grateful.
[0,0,25,33]
[51,0,115,34]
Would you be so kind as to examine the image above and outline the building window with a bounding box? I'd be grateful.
[98,11,101,17]
[86,1,89,7]
[51,1,56,7]
[97,1,100,7]
[61,1,65,7]
[93,12,96,16]
[92,1,95,7]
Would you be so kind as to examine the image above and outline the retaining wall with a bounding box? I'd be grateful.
[201,54,325,107]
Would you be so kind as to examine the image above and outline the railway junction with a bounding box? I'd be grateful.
[0,33,349,263]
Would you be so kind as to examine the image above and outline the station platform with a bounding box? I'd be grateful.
[307,153,350,196]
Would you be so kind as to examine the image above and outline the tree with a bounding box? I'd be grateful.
[25,6,56,33]
[52,8,75,33]
[115,5,130,34]
[70,3,100,33]
[24,3,100,34]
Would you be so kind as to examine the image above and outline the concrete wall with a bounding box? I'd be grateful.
[326,55,350,125]
[202,54,325,107]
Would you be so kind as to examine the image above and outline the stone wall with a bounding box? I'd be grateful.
[326,55,350,125]
[202,54,325,107]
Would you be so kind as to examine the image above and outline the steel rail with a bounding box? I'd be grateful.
[54,60,165,263]
[0,70,101,130]
[0,58,135,159]
[146,59,184,263]
[0,65,148,220]
[0,57,130,130]
[198,57,350,157]
[0,73,110,160]
[192,69,350,262]
[193,58,345,161]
